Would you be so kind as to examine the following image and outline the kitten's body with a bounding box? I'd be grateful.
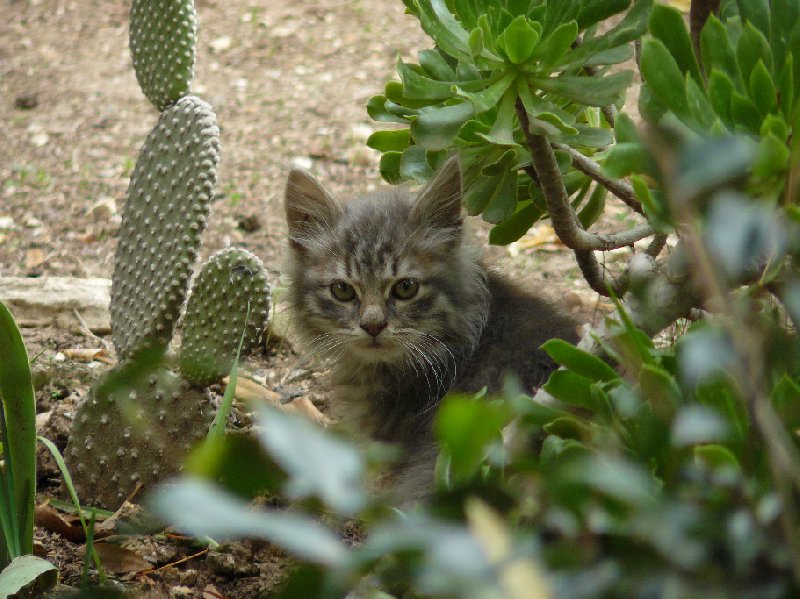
[285,159,577,501]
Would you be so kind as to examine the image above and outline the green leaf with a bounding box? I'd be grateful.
[602,142,654,179]
[568,124,613,149]
[649,3,702,82]
[614,113,640,143]
[413,0,471,62]
[488,202,544,245]
[366,129,410,152]
[730,91,762,133]
[632,175,674,233]
[482,168,518,223]
[584,43,635,67]
[577,183,607,228]
[529,70,633,107]
[411,102,475,150]
[398,59,456,100]
[777,54,795,118]
[418,48,456,80]
[686,74,716,131]
[542,0,581,36]
[366,95,409,124]
[557,0,652,68]
[638,364,681,421]
[542,339,619,383]
[770,0,800,71]
[707,68,735,127]
[640,38,691,122]
[577,0,631,30]
[255,405,365,515]
[533,21,579,67]
[700,15,741,87]
[435,395,511,484]
[454,72,516,114]
[399,145,434,183]
[564,455,657,506]
[0,556,57,597]
[0,301,35,560]
[693,444,740,470]
[749,59,777,116]
[379,151,403,184]
[735,0,769,37]
[753,132,790,179]
[476,86,518,146]
[736,21,772,83]
[464,173,501,215]
[497,15,539,64]
[149,478,349,566]
[543,370,599,412]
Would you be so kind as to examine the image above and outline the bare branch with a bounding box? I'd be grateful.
[574,249,628,297]
[553,143,643,215]
[645,233,669,258]
[516,99,656,252]
[690,0,720,73]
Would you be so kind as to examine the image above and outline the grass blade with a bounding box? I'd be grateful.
[0,301,36,561]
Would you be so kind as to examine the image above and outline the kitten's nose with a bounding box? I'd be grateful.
[360,319,387,337]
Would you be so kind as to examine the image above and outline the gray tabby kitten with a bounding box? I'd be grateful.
[284,157,578,501]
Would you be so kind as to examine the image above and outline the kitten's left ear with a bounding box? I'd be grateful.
[411,156,462,229]
[284,168,342,237]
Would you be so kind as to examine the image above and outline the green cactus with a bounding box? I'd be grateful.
[179,248,271,387]
[129,0,196,111]
[110,95,220,360]
[68,0,274,509]
[65,365,214,509]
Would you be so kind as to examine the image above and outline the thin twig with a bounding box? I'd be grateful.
[553,143,643,215]
[72,309,110,350]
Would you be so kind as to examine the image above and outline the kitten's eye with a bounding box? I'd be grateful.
[330,281,356,301]
[392,278,419,300]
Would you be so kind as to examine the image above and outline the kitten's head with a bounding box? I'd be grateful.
[284,157,488,371]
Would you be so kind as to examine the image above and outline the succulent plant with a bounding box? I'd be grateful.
[66,365,214,509]
[110,95,220,361]
[129,0,196,111]
[180,248,271,387]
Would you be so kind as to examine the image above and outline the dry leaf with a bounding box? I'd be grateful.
[282,396,330,426]
[516,224,559,250]
[225,376,282,406]
[25,248,45,269]
[91,542,150,574]
[202,584,226,599]
[63,347,107,362]
[35,504,87,543]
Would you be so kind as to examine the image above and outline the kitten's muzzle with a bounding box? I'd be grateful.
[360,319,387,337]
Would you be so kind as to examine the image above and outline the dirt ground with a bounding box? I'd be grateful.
[0,0,621,596]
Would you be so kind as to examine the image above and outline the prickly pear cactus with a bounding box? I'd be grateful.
[179,248,271,387]
[129,0,196,111]
[110,95,220,360]
[65,365,214,509]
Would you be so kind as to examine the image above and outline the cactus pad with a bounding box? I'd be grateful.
[110,95,220,360]
[129,0,196,111]
[65,366,214,510]
[179,248,271,386]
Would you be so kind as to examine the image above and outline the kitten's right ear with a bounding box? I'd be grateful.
[284,168,342,242]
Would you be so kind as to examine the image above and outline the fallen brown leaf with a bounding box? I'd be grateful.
[282,396,330,426]
[91,542,150,574]
[25,248,45,269]
[35,504,87,543]
[202,583,227,599]
[226,376,282,406]
[63,347,107,362]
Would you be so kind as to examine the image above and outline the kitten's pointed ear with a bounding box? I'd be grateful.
[284,168,342,238]
[411,156,463,229]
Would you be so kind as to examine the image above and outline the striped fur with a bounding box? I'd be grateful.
[284,158,577,502]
